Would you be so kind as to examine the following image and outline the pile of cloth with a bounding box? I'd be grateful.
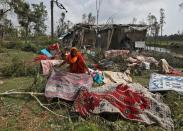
[158,59,182,76]
[44,69,174,130]
[89,69,104,85]
[48,43,61,56]
[88,68,132,85]
[103,71,132,84]
[34,43,61,62]
[98,59,114,69]
[104,50,130,58]
[41,60,63,75]
[127,55,158,70]
[127,55,181,76]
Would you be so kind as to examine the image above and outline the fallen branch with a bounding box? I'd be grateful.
[0,91,44,96]
[31,94,68,119]
[0,91,68,119]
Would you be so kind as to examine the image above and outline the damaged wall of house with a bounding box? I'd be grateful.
[60,24,147,50]
[82,29,96,47]
[98,25,147,50]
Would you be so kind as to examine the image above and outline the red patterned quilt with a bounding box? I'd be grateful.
[75,83,174,130]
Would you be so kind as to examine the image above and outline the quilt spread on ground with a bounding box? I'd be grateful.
[103,71,132,84]
[45,71,93,101]
[41,60,63,75]
[75,83,174,130]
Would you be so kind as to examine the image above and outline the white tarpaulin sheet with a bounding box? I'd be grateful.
[129,26,148,31]
[149,73,183,93]
[135,41,146,48]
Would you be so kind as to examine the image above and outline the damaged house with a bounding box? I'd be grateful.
[60,23,147,50]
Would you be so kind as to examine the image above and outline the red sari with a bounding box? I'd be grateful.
[66,53,87,73]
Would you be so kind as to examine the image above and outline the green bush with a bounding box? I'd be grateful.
[1,38,59,53]
[32,37,59,47]
[0,48,6,53]
[21,43,38,53]
[1,56,39,77]
[4,42,17,49]
[46,38,59,46]
[2,41,25,49]
[27,73,47,93]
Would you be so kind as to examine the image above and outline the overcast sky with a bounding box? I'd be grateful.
[10,0,183,35]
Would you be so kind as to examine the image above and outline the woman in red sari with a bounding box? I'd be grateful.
[60,47,90,74]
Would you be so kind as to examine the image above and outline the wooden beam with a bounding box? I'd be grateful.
[106,29,114,50]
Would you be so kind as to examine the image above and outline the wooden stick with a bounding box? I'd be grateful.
[0,92,44,96]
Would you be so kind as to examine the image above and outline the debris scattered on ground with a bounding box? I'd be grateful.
[1,41,183,130]
[104,50,129,58]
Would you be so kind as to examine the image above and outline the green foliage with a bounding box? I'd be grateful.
[12,1,47,40]
[1,56,38,77]
[2,41,34,52]
[57,12,73,37]
[163,91,183,130]
[21,43,38,53]
[3,41,18,49]
[32,2,48,36]
[0,47,6,53]
[146,51,183,68]
[13,1,32,39]
[109,56,128,72]
[28,73,47,93]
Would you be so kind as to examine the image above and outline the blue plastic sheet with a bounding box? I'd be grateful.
[41,49,53,58]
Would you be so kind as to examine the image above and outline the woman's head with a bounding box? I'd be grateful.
[70,47,78,57]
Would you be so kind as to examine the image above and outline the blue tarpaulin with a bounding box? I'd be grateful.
[41,49,53,58]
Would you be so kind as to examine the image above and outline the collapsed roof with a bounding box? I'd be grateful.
[60,23,148,50]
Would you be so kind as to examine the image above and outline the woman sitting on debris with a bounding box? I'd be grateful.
[60,47,90,74]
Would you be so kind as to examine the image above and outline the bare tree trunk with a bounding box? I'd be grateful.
[25,26,29,43]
